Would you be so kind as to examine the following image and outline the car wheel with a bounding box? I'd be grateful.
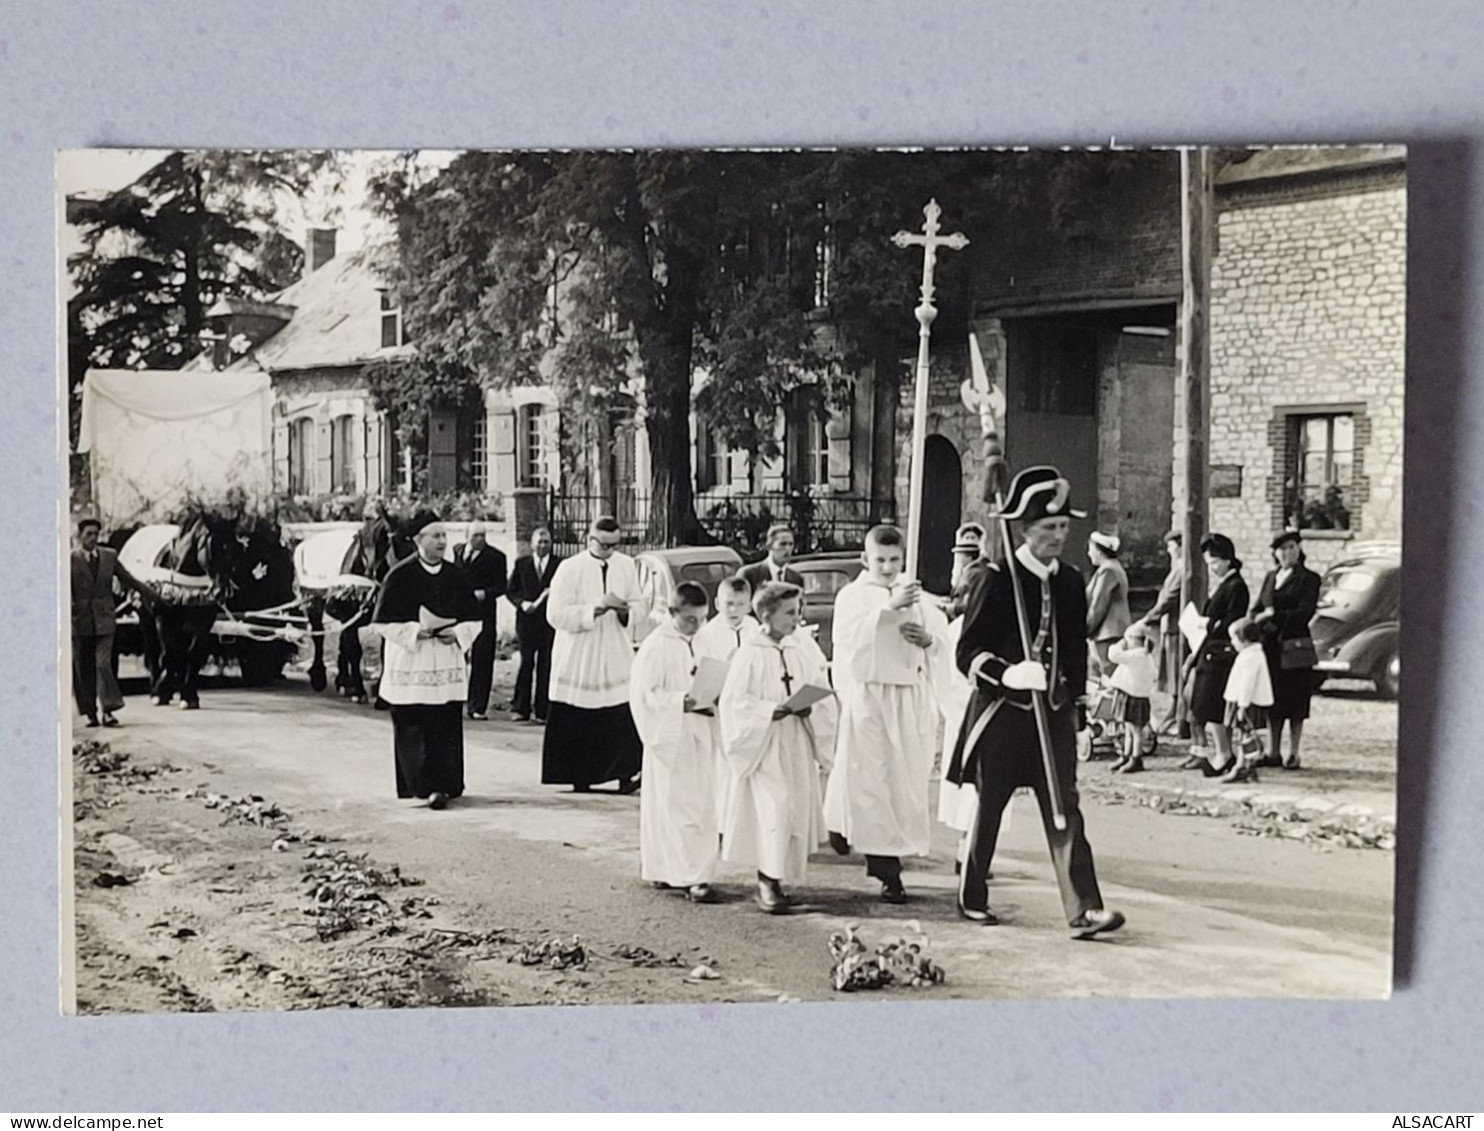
[1377,651,1400,700]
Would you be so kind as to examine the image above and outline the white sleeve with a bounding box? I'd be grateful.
[545,560,596,634]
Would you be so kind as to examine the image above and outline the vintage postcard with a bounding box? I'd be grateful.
[59,146,1401,1012]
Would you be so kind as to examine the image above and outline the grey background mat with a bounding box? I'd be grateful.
[2,0,1478,1111]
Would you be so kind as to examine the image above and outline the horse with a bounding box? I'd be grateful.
[145,511,308,705]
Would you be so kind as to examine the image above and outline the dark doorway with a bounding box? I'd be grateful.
[918,435,962,594]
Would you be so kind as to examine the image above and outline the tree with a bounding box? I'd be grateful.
[374,149,1156,544]
[68,150,334,396]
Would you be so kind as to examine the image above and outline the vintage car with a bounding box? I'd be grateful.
[633,546,746,642]
[114,523,311,685]
[1310,541,1401,699]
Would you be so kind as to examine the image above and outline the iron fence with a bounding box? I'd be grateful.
[548,488,896,560]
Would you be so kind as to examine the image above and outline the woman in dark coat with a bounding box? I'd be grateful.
[1182,533,1250,776]
[1251,529,1322,769]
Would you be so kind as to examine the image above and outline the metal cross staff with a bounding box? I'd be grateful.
[892,200,968,582]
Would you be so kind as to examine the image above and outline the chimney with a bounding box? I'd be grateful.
[306,227,338,273]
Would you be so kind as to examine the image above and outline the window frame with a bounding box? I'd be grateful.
[517,403,549,489]
[379,290,403,349]
[1289,410,1357,532]
[472,413,489,493]
[329,414,355,494]
[287,417,314,496]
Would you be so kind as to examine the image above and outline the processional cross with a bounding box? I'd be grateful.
[891,198,1067,829]
[892,200,969,581]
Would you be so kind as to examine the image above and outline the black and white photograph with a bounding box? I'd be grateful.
[60,144,1403,1013]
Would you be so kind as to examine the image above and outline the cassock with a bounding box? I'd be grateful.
[630,623,723,886]
[823,576,949,860]
[541,549,645,786]
[718,630,837,884]
[371,555,482,799]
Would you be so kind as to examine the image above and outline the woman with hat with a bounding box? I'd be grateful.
[1250,529,1323,769]
[1085,531,1132,682]
[1182,532,1251,777]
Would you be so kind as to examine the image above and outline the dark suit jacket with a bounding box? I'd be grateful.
[948,554,1088,786]
[71,547,138,637]
[507,553,563,631]
[738,559,805,595]
[454,543,508,620]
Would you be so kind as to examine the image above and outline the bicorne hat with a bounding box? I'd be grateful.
[993,466,1087,524]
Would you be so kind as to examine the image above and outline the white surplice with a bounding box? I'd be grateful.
[546,550,645,709]
[630,623,722,886]
[719,629,837,884]
[695,612,761,821]
[823,576,949,858]
[375,560,483,706]
[933,615,979,834]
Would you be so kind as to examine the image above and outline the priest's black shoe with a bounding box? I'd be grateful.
[880,880,908,905]
[956,900,998,926]
[429,792,449,811]
[828,831,851,856]
[1069,908,1126,940]
[84,715,100,728]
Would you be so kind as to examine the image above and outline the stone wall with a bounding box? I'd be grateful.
[1207,172,1406,575]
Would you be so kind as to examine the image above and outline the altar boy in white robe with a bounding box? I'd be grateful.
[542,516,645,793]
[630,582,723,903]
[695,576,761,826]
[694,576,759,661]
[824,524,950,904]
[719,581,836,915]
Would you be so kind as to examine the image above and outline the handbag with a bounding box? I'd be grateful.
[1281,636,1318,670]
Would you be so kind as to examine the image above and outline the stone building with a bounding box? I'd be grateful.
[1202,147,1406,574]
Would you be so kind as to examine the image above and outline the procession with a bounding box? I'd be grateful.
[61,146,1403,1011]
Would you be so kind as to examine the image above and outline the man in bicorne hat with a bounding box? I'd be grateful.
[371,511,484,809]
[947,466,1125,939]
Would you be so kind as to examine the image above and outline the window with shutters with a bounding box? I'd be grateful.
[785,387,829,488]
[330,414,355,493]
[813,203,835,308]
[288,418,314,495]
[472,413,488,492]
[379,290,403,349]
[517,404,548,488]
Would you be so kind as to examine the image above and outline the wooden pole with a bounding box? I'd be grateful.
[1177,146,1214,720]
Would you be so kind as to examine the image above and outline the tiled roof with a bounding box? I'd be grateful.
[227,247,413,374]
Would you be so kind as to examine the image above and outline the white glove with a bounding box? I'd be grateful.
[1002,660,1048,692]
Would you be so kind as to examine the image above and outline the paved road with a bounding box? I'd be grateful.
[72,677,1394,1007]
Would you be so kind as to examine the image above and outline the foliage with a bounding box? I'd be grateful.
[372,149,1161,544]
[67,150,335,401]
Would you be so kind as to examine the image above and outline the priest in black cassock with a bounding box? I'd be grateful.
[371,511,484,809]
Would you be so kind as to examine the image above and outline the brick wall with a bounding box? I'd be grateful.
[1207,174,1406,575]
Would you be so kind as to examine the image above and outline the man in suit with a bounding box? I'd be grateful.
[506,525,561,723]
[453,521,508,721]
[948,466,1125,940]
[70,517,147,729]
[738,523,805,595]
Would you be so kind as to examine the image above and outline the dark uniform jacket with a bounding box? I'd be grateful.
[947,553,1089,786]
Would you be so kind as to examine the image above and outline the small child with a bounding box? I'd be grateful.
[1222,617,1275,782]
[1106,624,1158,773]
